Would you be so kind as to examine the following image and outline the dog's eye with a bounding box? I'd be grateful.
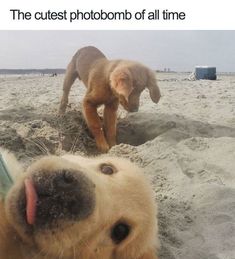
[100,163,116,175]
[111,222,130,244]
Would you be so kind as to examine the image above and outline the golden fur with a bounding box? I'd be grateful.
[0,149,159,259]
[59,46,161,152]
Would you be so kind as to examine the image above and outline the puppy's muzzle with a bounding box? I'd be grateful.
[22,169,96,228]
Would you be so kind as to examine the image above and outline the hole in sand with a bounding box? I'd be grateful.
[117,113,177,146]
[1,108,173,160]
[1,108,235,160]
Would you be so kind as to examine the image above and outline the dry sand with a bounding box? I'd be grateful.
[0,72,235,259]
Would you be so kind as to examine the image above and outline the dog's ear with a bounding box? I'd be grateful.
[110,68,134,101]
[147,70,161,104]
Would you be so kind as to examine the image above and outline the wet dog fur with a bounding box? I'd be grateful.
[59,46,161,152]
[0,149,159,259]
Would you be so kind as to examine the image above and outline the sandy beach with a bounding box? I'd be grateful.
[0,72,235,259]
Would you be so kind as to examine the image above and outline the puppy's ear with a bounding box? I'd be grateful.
[138,249,158,259]
[110,68,134,101]
[147,70,161,104]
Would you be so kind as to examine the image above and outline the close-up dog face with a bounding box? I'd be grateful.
[4,155,158,259]
[110,62,161,113]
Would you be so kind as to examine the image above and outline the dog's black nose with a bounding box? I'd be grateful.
[30,169,96,228]
[53,170,78,191]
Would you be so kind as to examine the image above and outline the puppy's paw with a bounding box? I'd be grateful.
[107,139,116,148]
[59,99,69,115]
[97,141,110,153]
[58,106,66,116]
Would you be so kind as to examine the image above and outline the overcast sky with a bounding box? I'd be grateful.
[0,31,234,72]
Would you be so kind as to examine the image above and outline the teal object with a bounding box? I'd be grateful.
[195,66,217,80]
[0,153,13,197]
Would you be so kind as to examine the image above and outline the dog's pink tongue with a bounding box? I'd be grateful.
[24,178,38,225]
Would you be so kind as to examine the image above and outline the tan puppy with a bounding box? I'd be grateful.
[0,150,159,259]
[59,46,161,152]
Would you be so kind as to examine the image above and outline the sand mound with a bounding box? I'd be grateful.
[111,133,235,258]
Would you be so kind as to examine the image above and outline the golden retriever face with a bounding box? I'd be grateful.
[5,155,158,259]
[110,62,161,113]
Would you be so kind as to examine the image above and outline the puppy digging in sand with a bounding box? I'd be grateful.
[59,46,161,152]
[0,150,159,259]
